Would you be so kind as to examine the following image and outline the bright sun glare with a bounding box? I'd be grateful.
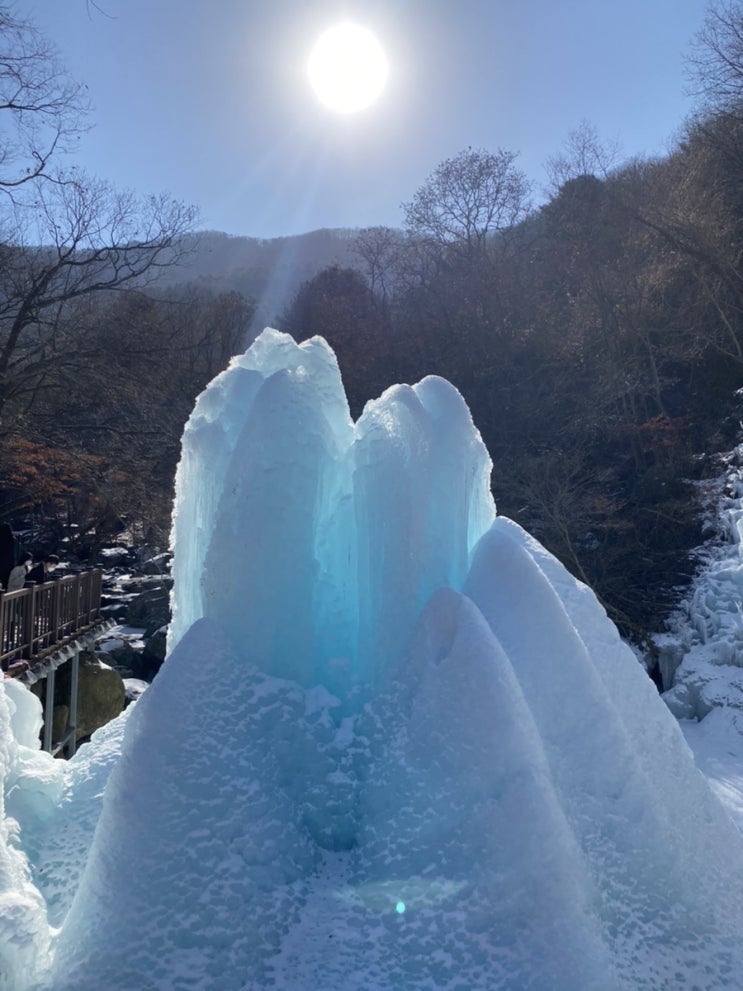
[308,23,388,114]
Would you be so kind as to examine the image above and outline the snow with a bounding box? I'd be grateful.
[95,624,147,661]
[98,545,129,559]
[662,446,743,720]
[680,708,743,833]
[122,677,149,702]
[1,329,743,990]
[0,661,135,990]
[0,682,59,990]
[31,707,134,928]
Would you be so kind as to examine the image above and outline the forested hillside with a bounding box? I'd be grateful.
[280,7,743,646]
[283,126,743,644]
[4,2,743,651]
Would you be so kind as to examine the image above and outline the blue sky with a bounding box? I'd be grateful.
[27,0,710,239]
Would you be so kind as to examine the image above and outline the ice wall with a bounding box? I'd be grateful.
[38,331,743,989]
[660,446,743,718]
[169,328,495,693]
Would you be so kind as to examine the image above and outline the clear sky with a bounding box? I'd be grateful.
[26,0,710,240]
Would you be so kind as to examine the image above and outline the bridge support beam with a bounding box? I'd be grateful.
[68,648,79,758]
[43,667,55,753]
[18,619,114,758]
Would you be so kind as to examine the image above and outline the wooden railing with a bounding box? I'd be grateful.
[0,570,104,672]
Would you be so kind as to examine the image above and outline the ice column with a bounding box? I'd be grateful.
[169,329,495,691]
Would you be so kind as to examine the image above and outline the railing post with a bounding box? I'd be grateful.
[43,667,55,753]
[23,587,36,658]
[72,573,81,632]
[85,571,91,624]
[93,569,101,620]
[52,581,62,646]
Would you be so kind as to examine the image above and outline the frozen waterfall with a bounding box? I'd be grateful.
[166,329,495,694]
[2,328,743,991]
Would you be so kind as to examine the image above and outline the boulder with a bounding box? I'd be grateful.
[97,546,132,566]
[121,576,172,594]
[141,553,171,576]
[51,703,70,745]
[137,628,168,681]
[126,586,171,636]
[51,650,126,743]
[100,640,140,675]
[75,652,126,740]
[100,601,130,622]
[142,628,167,665]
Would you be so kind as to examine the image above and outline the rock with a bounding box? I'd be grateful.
[120,576,172,594]
[53,650,126,743]
[52,703,70,746]
[126,586,171,636]
[101,641,141,677]
[133,628,168,681]
[75,653,126,740]
[142,628,167,664]
[101,601,129,622]
[141,553,171,576]
[95,624,165,683]
[97,546,131,566]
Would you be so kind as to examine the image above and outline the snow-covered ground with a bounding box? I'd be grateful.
[681,707,743,832]
[653,446,743,832]
[48,332,743,990]
[660,447,743,718]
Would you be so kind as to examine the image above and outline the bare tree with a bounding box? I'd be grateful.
[544,120,622,193]
[0,174,197,427]
[0,9,198,434]
[687,1,743,118]
[402,147,531,258]
[352,225,403,305]
[0,7,88,194]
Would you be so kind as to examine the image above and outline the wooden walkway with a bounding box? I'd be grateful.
[1,571,109,755]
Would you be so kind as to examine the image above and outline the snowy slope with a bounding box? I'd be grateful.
[654,447,743,830]
[661,446,743,719]
[49,332,743,991]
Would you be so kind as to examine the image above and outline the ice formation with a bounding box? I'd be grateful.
[660,446,743,719]
[0,681,131,991]
[2,329,743,990]
[0,680,58,991]
[167,329,495,693]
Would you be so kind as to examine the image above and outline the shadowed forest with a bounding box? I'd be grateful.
[4,3,743,652]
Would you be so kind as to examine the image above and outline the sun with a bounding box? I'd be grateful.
[308,23,388,114]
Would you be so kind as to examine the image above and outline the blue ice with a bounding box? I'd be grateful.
[2,329,743,991]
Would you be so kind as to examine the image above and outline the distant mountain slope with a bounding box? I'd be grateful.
[159,228,365,331]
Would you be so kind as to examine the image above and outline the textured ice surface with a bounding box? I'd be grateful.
[0,682,132,991]
[4,331,743,990]
[48,332,743,991]
[32,707,134,927]
[0,681,60,991]
[51,552,743,991]
[681,707,743,834]
[662,446,743,718]
[169,329,495,693]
